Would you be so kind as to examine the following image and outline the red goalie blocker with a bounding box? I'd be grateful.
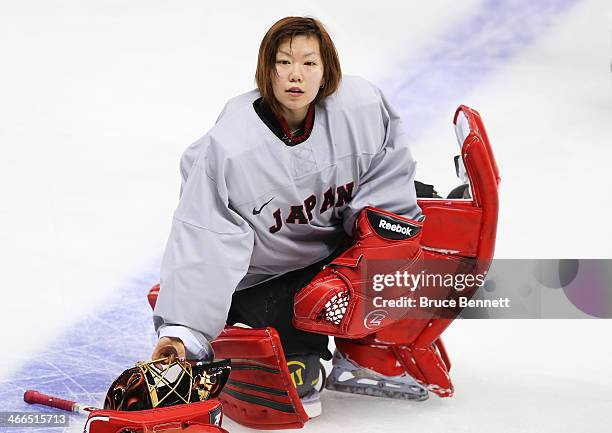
[211,326,310,430]
[293,105,500,397]
[148,291,309,430]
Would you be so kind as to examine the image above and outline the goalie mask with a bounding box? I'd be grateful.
[104,358,231,411]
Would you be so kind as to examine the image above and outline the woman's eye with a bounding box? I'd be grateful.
[305,61,316,66]
[276,60,290,65]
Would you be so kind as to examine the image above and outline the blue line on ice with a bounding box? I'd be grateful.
[383,0,580,142]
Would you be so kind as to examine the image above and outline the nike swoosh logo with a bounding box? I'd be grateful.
[253,197,274,215]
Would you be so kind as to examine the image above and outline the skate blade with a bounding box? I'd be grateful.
[325,380,429,401]
[300,390,322,418]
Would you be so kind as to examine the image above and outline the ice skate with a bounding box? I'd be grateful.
[325,349,429,401]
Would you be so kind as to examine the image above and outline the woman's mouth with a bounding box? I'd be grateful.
[286,87,304,96]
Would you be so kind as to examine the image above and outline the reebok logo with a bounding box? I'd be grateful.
[379,219,412,236]
[366,209,421,240]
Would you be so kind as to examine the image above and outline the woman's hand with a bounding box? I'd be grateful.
[152,336,186,364]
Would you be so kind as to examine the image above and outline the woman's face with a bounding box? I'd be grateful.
[271,35,324,121]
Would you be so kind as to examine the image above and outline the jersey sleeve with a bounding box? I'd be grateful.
[153,135,255,343]
[341,89,421,235]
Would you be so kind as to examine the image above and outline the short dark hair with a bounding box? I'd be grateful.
[255,17,342,114]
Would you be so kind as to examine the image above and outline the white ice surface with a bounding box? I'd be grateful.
[0,0,611,432]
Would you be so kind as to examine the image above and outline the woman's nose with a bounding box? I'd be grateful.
[289,65,303,82]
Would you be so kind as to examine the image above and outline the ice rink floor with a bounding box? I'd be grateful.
[1,1,611,432]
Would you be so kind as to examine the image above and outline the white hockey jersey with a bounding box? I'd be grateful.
[153,76,420,353]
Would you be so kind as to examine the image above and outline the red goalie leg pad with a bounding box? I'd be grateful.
[408,318,453,392]
[293,206,425,339]
[389,345,453,397]
[84,400,226,433]
[373,318,454,397]
[334,338,406,377]
[337,333,454,398]
[418,105,499,265]
[211,326,309,430]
